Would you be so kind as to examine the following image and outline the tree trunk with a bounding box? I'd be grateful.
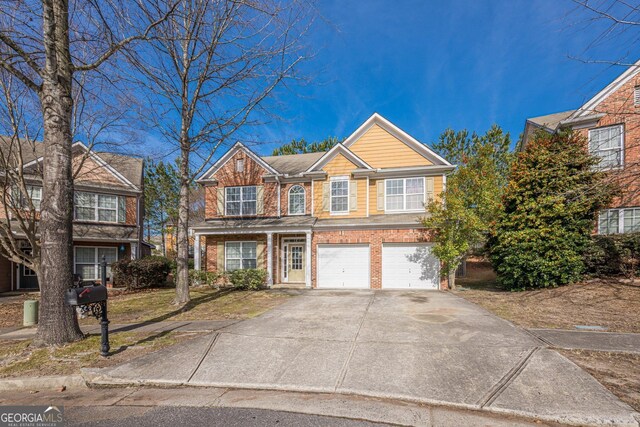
[174,148,190,305]
[447,268,456,290]
[34,0,83,345]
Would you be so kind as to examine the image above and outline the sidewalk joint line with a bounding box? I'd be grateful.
[186,332,220,383]
[334,292,375,391]
[477,346,540,408]
[522,329,553,347]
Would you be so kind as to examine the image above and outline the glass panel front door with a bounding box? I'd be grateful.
[287,245,305,282]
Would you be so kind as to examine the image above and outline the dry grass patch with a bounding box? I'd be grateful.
[91,287,291,324]
[0,330,201,378]
[456,260,640,333]
[560,349,640,411]
[0,294,40,328]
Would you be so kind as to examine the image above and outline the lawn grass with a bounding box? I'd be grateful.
[0,330,199,378]
[0,287,292,329]
[456,259,640,333]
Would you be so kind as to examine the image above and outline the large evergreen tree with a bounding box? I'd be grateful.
[490,131,617,289]
[271,136,342,156]
[423,125,512,289]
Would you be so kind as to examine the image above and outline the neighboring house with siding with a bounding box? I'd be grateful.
[0,139,149,292]
[190,113,455,289]
[521,59,640,235]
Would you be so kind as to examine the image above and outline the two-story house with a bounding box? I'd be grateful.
[191,113,455,289]
[521,59,640,235]
[0,139,149,292]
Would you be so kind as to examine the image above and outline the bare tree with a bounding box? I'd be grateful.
[128,0,315,304]
[0,0,175,345]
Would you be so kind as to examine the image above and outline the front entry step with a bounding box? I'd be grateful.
[271,283,307,289]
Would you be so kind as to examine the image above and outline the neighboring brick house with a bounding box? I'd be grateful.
[521,59,640,235]
[191,113,455,289]
[0,139,150,292]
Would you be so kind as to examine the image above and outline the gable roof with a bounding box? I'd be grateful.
[526,110,576,132]
[197,141,279,182]
[571,59,640,119]
[262,151,325,175]
[342,113,452,166]
[304,143,372,173]
[0,136,143,189]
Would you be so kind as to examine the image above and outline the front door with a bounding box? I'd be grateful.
[19,263,39,289]
[287,244,305,282]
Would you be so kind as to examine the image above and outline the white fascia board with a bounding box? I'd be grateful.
[197,142,280,182]
[304,143,372,173]
[572,59,640,119]
[342,113,453,166]
[72,142,138,190]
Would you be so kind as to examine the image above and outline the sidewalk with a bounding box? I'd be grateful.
[527,328,640,354]
[0,320,238,340]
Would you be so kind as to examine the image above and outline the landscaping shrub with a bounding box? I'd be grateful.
[228,269,267,290]
[584,233,640,278]
[112,256,172,290]
[490,131,617,290]
[188,269,226,287]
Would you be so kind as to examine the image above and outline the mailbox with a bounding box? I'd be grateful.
[65,284,108,307]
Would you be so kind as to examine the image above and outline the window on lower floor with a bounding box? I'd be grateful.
[75,246,118,280]
[225,241,257,270]
[598,208,640,234]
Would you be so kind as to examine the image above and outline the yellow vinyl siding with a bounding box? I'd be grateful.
[369,175,444,215]
[349,124,433,168]
[312,153,367,219]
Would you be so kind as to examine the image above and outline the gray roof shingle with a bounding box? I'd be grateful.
[527,110,576,131]
[261,152,326,175]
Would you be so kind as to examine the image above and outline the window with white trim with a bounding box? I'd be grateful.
[13,185,42,211]
[236,159,244,172]
[225,186,256,215]
[623,208,640,233]
[635,86,640,106]
[385,177,425,211]
[598,208,640,234]
[74,191,126,223]
[74,246,118,280]
[288,185,305,215]
[589,125,623,169]
[330,178,349,213]
[598,209,619,235]
[225,241,257,270]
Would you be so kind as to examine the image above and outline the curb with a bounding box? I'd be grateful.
[80,370,640,427]
[0,375,86,391]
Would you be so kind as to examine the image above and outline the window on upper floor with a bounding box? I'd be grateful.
[598,208,640,234]
[330,178,349,214]
[11,185,42,211]
[236,159,244,172]
[288,185,305,215]
[74,191,126,223]
[225,186,256,215]
[635,86,640,106]
[589,125,623,169]
[385,177,424,212]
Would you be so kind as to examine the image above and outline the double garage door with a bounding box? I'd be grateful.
[316,243,439,289]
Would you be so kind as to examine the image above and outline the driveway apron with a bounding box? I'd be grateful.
[88,290,639,426]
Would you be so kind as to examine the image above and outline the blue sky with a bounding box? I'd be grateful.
[240,0,640,156]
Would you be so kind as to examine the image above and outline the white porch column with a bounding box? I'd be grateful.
[194,234,201,271]
[266,232,274,286]
[305,231,312,288]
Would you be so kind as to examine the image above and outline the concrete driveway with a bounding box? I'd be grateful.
[87,290,639,426]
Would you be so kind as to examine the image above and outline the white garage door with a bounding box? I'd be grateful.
[382,243,439,289]
[317,244,370,289]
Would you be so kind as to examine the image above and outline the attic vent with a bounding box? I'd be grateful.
[236,159,244,172]
[635,86,640,106]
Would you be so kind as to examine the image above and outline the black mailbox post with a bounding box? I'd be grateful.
[65,256,110,356]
